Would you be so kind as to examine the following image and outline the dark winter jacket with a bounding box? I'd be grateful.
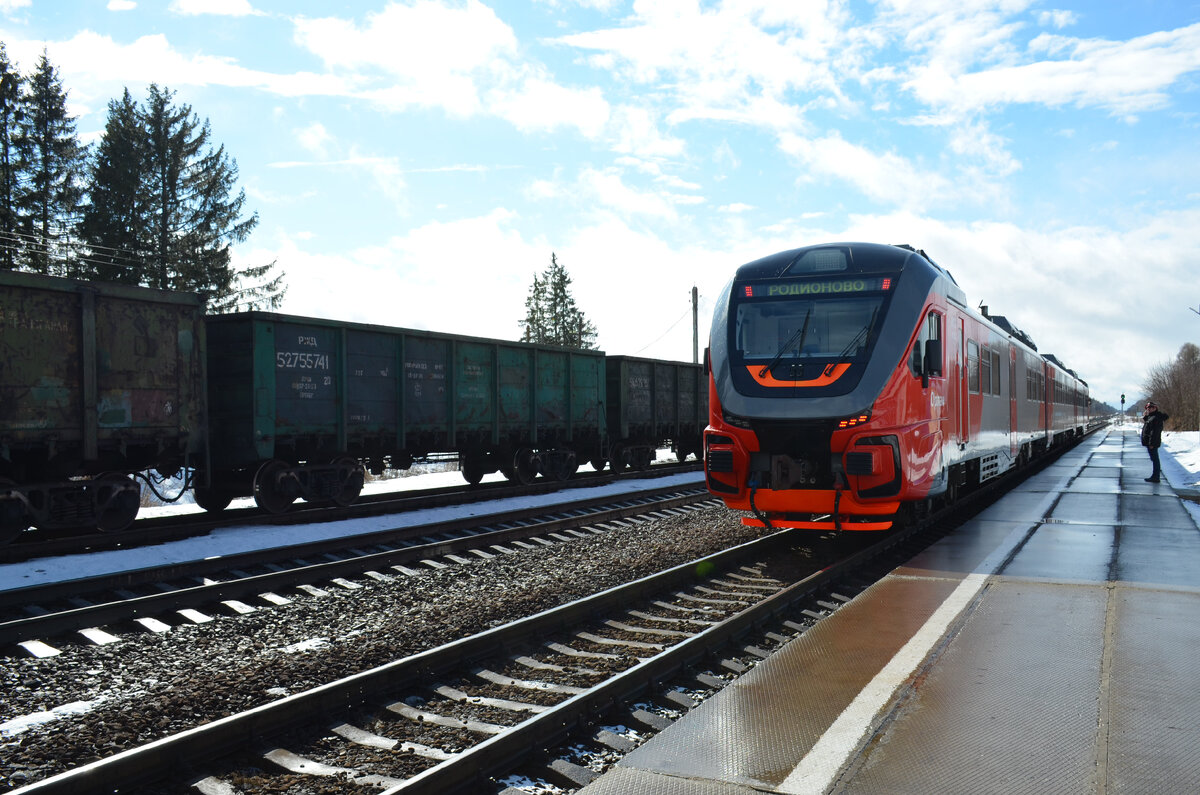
[1141,409,1168,448]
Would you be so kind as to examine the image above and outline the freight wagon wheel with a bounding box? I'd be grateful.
[609,444,628,473]
[589,457,607,473]
[331,456,365,506]
[193,486,234,513]
[0,478,29,544]
[551,451,577,482]
[461,455,487,486]
[254,459,298,514]
[94,474,141,533]
[512,448,538,485]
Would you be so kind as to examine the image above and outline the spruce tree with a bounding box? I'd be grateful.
[519,253,598,349]
[12,50,85,276]
[79,89,145,283]
[84,84,283,308]
[0,44,21,270]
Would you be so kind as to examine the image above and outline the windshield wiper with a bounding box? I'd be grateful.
[758,309,811,379]
[832,307,878,363]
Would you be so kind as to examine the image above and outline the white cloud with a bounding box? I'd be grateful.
[293,0,518,117]
[1037,9,1078,29]
[778,131,956,210]
[0,0,30,14]
[107,0,136,10]
[170,0,261,16]
[295,122,333,158]
[902,20,1200,118]
[487,73,610,137]
[556,0,852,131]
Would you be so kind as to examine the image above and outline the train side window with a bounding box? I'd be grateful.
[980,345,991,394]
[909,311,942,378]
[992,350,1002,395]
[967,340,980,393]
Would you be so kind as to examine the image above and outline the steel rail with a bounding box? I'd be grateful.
[0,462,701,564]
[0,488,713,647]
[12,521,833,794]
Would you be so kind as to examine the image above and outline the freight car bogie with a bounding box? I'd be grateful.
[0,474,142,537]
[251,457,365,514]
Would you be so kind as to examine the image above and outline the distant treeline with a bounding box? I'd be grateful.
[1143,343,1199,431]
[0,43,283,311]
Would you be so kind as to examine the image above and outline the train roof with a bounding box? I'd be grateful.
[988,314,1038,351]
[733,241,959,284]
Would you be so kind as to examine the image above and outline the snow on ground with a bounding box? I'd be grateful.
[3,428,1199,594]
[1162,431,1200,490]
[0,460,705,593]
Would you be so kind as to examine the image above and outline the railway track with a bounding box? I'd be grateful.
[0,462,702,565]
[0,484,710,657]
[3,435,1091,793]
[11,514,913,795]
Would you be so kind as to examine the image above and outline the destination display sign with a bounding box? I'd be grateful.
[740,276,893,299]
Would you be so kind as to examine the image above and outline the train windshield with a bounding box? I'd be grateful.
[735,296,883,363]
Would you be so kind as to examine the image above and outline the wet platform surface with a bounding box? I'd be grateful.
[578,427,1200,794]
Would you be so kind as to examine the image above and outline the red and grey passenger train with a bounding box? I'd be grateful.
[703,242,1090,531]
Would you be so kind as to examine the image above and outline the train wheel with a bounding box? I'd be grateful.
[513,448,538,485]
[609,444,628,473]
[193,486,234,513]
[0,478,29,544]
[254,459,297,514]
[95,474,140,533]
[552,451,577,482]
[589,458,607,473]
[461,454,486,486]
[331,456,365,506]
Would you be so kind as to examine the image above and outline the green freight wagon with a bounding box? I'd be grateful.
[200,312,606,513]
[0,271,206,539]
[604,356,707,470]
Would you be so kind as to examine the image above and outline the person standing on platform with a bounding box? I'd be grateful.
[1141,401,1169,483]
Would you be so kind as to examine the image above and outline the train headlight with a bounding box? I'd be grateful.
[722,409,754,429]
[837,411,871,429]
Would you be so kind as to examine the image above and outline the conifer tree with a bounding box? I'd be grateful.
[84,84,283,308]
[79,89,145,283]
[12,50,85,275]
[519,253,597,349]
[0,43,21,270]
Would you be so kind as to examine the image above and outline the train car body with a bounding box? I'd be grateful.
[604,356,706,469]
[704,242,1089,531]
[200,311,606,512]
[0,270,206,537]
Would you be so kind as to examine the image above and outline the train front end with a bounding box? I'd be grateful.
[704,243,947,531]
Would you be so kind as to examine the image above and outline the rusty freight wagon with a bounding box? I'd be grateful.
[0,271,206,539]
[604,356,706,470]
[198,312,607,513]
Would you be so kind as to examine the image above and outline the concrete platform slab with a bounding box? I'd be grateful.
[579,428,1200,795]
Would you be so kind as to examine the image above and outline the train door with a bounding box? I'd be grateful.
[1009,346,1018,457]
[956,317,968,447]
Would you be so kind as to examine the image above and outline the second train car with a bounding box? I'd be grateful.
[703,242,1089,531]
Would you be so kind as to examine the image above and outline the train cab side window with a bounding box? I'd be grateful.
[909,311,942,378]
[992,350,1002,395]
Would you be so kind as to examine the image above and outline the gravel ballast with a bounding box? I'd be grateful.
[0,505,767,791]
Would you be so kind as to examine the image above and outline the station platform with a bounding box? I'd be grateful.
[578,427,1200,794]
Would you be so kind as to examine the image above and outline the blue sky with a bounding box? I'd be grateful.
[2,0,1199,408]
